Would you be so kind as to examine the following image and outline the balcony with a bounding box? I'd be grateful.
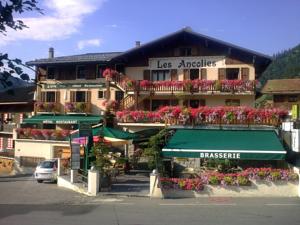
[116,106,288,127]
[64,102,91,114]
[16,128,70,141]
[122,80,256,94]
[35,102,60,114]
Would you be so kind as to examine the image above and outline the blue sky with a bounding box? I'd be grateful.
[1,0,300,70]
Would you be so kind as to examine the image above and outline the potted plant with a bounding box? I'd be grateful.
[92,140,113,191]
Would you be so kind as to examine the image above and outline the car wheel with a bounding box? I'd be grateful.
[37,180,43,183]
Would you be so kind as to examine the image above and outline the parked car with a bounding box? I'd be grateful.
[34,159,58,183]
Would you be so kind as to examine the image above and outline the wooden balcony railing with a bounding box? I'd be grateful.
[35,102,60,113]
[64,102,92,114]
[116,106,288,127]
[121,80,256,94]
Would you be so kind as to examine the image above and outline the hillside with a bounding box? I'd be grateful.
[260,44,300,85]
[0,74,33,93]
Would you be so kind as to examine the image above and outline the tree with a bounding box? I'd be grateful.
[0,0,42,90]
[143,129,171,173]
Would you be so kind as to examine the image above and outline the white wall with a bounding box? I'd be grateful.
[14,139,70,161]
[282,122,300,152]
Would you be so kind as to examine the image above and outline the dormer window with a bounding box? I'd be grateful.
[76,65,87,79]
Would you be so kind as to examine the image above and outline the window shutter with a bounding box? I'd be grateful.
[70,91,75,102]
[86,91,91,102]
[143,70,150,80]
[241,68,249,81]
[218,68,226,80]
[171,69,178,81]
[55,91,60,103]
[183,69,189,80]
[201,68,207,80]
[41,92,46,102]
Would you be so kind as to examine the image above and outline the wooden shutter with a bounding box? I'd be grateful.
[200,68,207,80]
[41,92,46,102]
[55,91,60,103]
[183,69,189,80]
[86,91,91,103]
[171,69,178,81]
[218,68,226,80]
[143,70,150,80]
[70,91,75,102]
[241,68,250,81]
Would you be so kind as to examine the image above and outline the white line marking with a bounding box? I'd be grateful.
[265,203,300,206]
[159,203,236,206]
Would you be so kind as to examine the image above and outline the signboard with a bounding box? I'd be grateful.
[149,56,225,70]
[70,143,80,169]
[79,123,92,137]
[44,83,105,89]
[291,104,299,120]
[199,152,240,159]
[42,119,78,124]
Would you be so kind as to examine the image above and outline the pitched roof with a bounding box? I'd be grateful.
[261,79,300,94]
[0,86,35,103]
[113,27,271,61]
[26,52,122,66]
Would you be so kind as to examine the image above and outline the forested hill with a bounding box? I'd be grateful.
[260,43,300,85]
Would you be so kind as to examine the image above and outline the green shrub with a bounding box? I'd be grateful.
[209,175,221,185]
[270,171,281,181]
[223,176,234,185]
[237,175,250,186]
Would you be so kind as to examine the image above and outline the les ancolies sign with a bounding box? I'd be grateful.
[149,56,225,70]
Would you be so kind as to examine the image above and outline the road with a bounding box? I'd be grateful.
[0,175,300,225]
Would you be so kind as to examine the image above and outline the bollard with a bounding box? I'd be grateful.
[88,169,99,196]
[149,169,163,198]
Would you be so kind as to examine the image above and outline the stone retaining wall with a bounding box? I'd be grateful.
[162,180,298,198]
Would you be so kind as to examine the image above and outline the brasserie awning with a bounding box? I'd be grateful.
[23,115,102,124]
[162,129,286,160]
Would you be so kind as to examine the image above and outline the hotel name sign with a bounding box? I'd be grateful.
[149,56,225,70]
[43,83,105,89]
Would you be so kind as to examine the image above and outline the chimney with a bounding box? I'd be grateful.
[49,47,54,59]
[135,41,141,47]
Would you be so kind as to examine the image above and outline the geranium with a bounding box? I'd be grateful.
[102,68,117,80]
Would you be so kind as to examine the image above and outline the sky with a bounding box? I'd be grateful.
[1,0,300,74]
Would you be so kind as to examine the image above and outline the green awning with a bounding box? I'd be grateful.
[162,129,286,160]
[93,126,137,140]
[23,115,102,125]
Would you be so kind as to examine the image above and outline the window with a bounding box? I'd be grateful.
[218,68,240,80]
[226,68,239,80]
[288,95,298,102]
[97,65,107,78]
[179,47,192,56]
[46,92,56,102]
[189,99,206,108]
[151,70,170,81]
[98,90,106,99]
[115,91,124,102]
[47,67,55,79]
[274,95,285,103]
[76,66,87,79]
[190,69,199,80]
[75,91,86,102]
[151,100,170,111]
[225,99,240,106]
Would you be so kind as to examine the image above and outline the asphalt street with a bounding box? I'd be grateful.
[0,175,300,225]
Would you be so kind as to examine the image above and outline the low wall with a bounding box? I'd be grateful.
[162,180,298,198]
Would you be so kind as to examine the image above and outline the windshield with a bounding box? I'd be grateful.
[39,161,56,169]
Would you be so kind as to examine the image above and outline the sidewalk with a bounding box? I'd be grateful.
[100,174,150,198]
